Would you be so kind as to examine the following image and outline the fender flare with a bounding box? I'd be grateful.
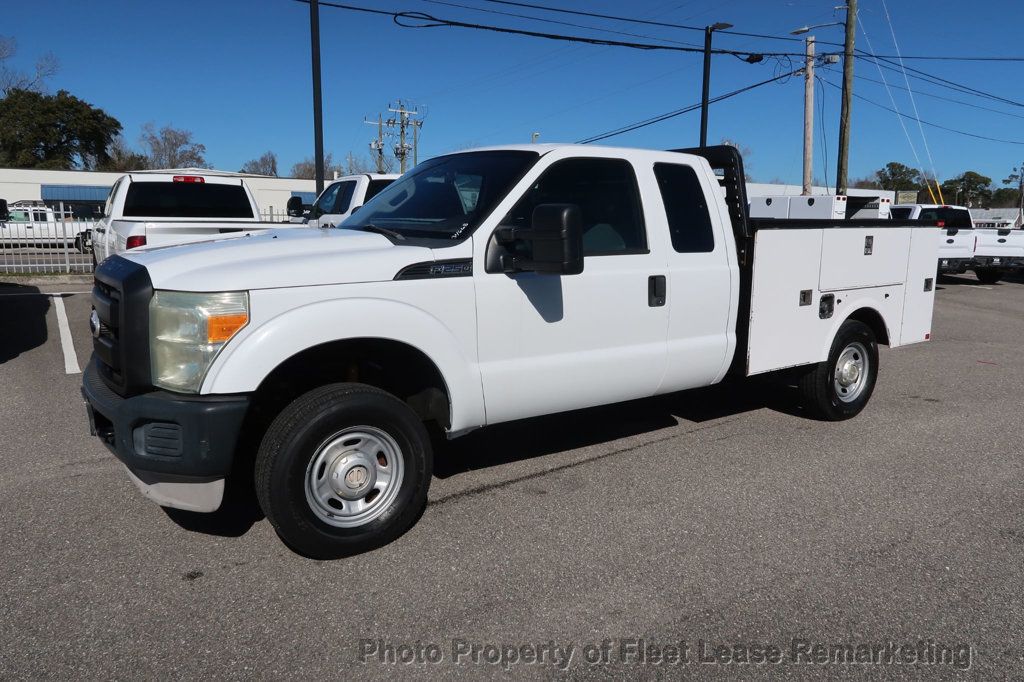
[201,297,486,432]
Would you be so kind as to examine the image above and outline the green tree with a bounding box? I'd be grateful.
[0,88,121,169]
[1003,164,1023,210]
[991,187,1021,208]
[874,162,922,191]
[940,171,992,207]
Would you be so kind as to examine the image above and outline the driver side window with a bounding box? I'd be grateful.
[503,157,647,256]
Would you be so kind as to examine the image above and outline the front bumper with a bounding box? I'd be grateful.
[81,358,250,512]
[973,255,1024,270]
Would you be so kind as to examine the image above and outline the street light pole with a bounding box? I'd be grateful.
[802,36,815,196]
[699,22,733,148]
[309,0,325,195]
[835,0,857,196]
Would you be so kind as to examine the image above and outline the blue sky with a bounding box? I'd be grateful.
[5,0,1023,186]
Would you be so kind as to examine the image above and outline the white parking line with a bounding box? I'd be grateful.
[51,295,81,375]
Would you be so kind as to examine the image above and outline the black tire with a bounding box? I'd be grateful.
[798,319,879,421]
[255,383,432,559]
[974,268,1002,285]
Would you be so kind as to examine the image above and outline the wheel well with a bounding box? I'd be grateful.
[246,338,451,433]
[846,307,890,346]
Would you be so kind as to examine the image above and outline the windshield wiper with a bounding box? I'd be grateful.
[352,224,405,241]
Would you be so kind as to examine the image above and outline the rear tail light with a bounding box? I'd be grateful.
[172,175,204,183]
[126,235,147,249]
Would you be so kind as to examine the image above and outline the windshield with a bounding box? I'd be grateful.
[341,151,539,240]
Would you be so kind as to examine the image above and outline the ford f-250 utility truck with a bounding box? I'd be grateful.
[82,145,939,559]
[891,204,976,276]
[286,173,399,227]
[971,225,1024,284]
[92,169,297,265]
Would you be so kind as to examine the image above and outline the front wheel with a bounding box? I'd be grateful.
[974,268,1002,285]
[798,319,879,421]
[255,383,432,559]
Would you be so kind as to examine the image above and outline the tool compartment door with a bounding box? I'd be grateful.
[898,227,939,346]
[818,227,911,291]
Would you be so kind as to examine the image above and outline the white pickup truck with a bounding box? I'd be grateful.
[891,204,976,276]
[971,221,1024,284]
[82,145,938,559]
[287,173,399,228]
[91,170,290,265]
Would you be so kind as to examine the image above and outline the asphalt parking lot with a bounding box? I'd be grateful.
[1,272,1021,678]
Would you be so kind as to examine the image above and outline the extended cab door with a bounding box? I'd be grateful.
[648,160,736,391]
[474,153,669,425]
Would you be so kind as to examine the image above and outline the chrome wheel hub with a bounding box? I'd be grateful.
[305,426,404,528]
[833,341,869,403]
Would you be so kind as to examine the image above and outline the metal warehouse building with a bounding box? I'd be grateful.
[0,168,318,219]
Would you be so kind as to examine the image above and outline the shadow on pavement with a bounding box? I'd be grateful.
[435,376,804,478]
[0,283,50,364]
[161,476,264,538]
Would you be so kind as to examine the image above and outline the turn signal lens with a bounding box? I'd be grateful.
[207,313,248,343]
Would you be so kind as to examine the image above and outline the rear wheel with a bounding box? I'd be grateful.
[974,268,1002,284]
[798,319,879,421]
[255,383,432,559]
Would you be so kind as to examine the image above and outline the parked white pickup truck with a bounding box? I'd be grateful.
[82,145,938,558]
[891,204,976,276]
[971,224,1024,284]
[287,173,399,227]
[91,170,290,265]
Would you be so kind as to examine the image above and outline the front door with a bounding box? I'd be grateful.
[474,155,669,425]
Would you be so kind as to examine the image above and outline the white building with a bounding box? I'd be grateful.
[0,167,318,219]
[970,207,1023,228]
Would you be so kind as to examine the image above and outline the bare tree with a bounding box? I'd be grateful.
[140,123,208,169]
[0,36,59,95]
[240,151,278,176]
[97,136,148,172]
[289,152,343,179]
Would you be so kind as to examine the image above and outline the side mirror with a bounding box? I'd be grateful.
[286,196,304,217]
[0,199,8,222]
[496,203,584,275]
[349,204,362,215]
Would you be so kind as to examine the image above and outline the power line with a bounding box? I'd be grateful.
[819,78,1024,146]
[479,0,841,45]
[299,0,806,58]
[852,72,1024,121]
[576,67,803,144]
[421,0,703,48]
[857,52,1024,108]
[478,0,1024,60]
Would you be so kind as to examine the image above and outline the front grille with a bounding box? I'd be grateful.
[92,256,154,397]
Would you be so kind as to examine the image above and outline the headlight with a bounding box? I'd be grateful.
[149,291,249,393]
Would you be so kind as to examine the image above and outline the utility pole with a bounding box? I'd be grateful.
[308,0,325,195]
[802,36,815,196]
[835,0,857,195]
[387,101,423,173]
[365,114,386,173]
[699,22,733,147]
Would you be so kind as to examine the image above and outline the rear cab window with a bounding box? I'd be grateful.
[653,163,715,253]
[122,181,254,218]
[890,207,914,220]
[919,207,972,229]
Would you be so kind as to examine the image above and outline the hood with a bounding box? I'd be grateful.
[123,227,436,291]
